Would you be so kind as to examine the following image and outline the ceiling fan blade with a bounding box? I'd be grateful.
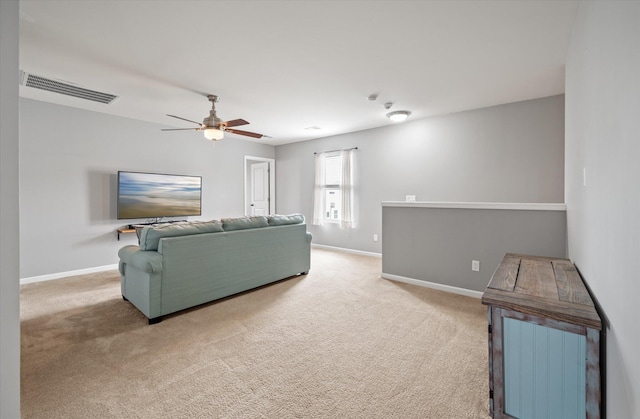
[167,114,203,126]
[224,119,249,128]
[225,128,264,139]
[161,128,199,131]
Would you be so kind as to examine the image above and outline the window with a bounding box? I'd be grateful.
[313,149,355,228]
[324,154,342,221]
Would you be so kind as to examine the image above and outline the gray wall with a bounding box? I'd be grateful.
[565,2,639,418]
[276,95,565,253]
[19,98,275,278]
[382,206,567,292]
[1,0,21,416]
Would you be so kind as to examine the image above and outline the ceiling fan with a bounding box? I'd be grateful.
[162,95,265,141]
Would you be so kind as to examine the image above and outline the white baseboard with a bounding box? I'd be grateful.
[20,264,119,285]
[381,272,483,299]
[19,257,482,302]
[311,243,382,258]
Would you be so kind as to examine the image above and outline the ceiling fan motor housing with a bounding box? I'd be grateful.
[204,95,222,128]
[203,111,222,128]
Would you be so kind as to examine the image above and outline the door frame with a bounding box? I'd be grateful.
[244,156,275,216]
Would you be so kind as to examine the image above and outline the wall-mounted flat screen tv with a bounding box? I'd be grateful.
[117,171,202,220]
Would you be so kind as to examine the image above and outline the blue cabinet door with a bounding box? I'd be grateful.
[503,317,586,419]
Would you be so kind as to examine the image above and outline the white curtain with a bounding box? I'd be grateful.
[312,153,325,226]
[340,149,355,229]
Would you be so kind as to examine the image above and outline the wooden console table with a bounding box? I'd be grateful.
[117,220,188,240]
[116,228,136,240]
[481,253,601,419]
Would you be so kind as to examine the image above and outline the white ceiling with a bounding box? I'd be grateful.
[19,1,578,146]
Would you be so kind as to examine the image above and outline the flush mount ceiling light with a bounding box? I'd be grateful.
[387,110,411,122]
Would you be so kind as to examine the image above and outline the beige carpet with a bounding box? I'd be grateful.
[21,248,490,418]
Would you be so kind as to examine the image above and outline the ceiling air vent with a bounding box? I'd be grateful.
[20,71,118,104]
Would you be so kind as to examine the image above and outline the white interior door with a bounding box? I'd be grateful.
[250,161,270,216]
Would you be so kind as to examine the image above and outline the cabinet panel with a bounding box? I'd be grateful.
[503,317,586,419]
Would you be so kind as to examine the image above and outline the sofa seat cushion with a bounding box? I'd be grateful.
[139,220,223,251]
[118,245,163,273]
[222,216,269,231]
[267,213,305,226]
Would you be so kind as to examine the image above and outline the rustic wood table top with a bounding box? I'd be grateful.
[481,253,601,330]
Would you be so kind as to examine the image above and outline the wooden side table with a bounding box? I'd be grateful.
[481,253,602,419]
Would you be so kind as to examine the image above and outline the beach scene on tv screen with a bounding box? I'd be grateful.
[118,172,201,219]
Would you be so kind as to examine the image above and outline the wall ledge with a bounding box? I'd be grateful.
[381,201,567,211]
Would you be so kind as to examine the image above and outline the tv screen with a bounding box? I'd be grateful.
[117,171,202,220]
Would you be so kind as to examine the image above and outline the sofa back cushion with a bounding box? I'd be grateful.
[139,220,223,251]
[221,216,269,231]
[267,213,305,226]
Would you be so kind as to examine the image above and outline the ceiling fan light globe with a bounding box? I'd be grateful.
[204,128,224,141]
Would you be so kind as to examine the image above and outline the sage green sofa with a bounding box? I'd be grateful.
[118,214,311,324]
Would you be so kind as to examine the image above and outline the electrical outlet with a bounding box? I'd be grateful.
[373,234,378,242]
[472,260,480,272]
[406,195,416,202]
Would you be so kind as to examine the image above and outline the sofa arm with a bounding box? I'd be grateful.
[306,232,313,243]
[118,245,163,273]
